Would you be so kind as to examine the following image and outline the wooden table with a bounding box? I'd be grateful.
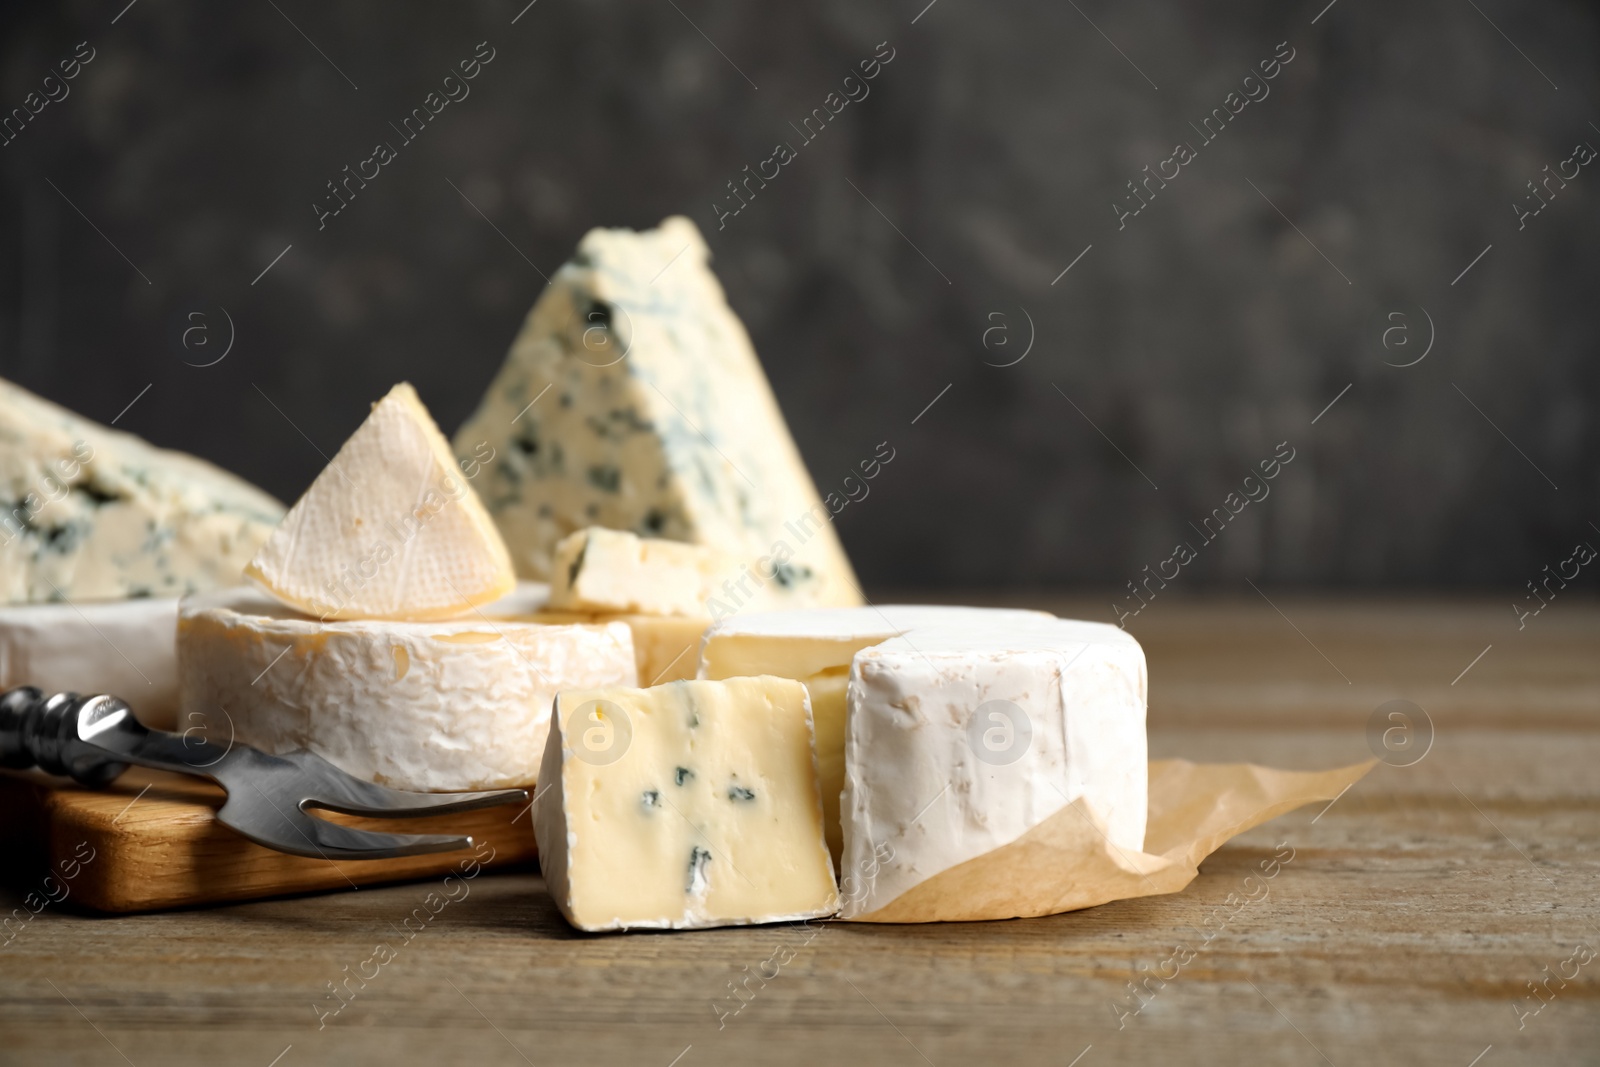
[4,597,1597,1066]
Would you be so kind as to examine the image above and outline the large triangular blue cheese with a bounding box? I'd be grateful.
[452,217,860,605]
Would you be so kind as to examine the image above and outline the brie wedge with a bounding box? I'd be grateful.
[245,382,514,620]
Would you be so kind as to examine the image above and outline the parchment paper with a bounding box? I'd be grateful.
[850,758,1374,923]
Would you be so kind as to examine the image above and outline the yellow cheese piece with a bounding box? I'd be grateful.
[508,609,707,686]
[700,628,887,681]
[690,658,850,861]
[797,668,849,861]
[697,619,885,864]
[245,383,514,620]
[534,677,839,931]
[610,613,707,684]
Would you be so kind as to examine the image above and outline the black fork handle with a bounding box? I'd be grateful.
[0,686,230,788]
[0,687,126,787]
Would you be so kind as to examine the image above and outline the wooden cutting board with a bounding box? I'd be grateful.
[0,767,538,913]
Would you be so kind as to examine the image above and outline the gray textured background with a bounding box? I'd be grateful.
[2,0,1596,593]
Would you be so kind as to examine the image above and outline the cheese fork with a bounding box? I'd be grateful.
[0,686,527,860]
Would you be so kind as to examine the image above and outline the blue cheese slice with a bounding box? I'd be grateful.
[451,217,860,605]
[535,676,839,931]
[0,376,284,604]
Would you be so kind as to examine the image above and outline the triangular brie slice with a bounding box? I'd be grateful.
[245,382,515,620]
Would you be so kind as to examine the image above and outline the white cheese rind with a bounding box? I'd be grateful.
[535,677,839,932]
[699,606,1148,919]
[451,217,859,605]
[844,620,1147,918]
[0,598,180,729]
[178,588,636,791]
[0,377,283,605]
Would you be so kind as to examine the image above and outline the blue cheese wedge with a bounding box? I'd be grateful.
[699,606,1148,920]
[451,217,860,605]
[535,676,839,931]
[0,376,284,604]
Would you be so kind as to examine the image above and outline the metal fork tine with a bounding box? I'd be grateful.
[306,818,476,860]
[307,778,528,819]
[219,773,492,860]
[278,749,528,819]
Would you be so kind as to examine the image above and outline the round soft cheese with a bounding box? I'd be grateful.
[700,605,1148,919]
[0,597,181,729]
[178,588,637,791]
